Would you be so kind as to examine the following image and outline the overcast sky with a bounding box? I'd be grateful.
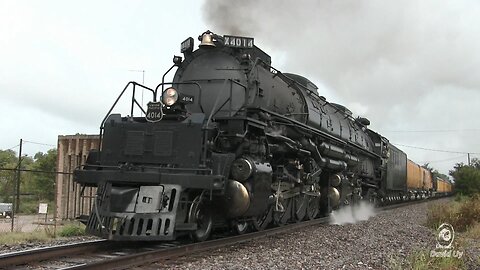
[1,0,208,155]
[1,1,479,176]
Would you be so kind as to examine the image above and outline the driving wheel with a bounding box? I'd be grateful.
[188,195,213,242]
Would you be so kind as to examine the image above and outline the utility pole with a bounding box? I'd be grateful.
[468,153,471,166]
[15,139,23,213]
[142,70,145,113]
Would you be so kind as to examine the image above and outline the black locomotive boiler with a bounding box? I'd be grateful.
[74,31,415,241]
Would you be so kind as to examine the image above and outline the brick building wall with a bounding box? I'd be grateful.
[56,135,99,220]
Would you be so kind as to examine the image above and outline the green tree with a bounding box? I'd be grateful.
[29,149,57,201]
[422,163,450,180]
[449,158,480,196]
[0,150,17,167]
[0,150,18,202]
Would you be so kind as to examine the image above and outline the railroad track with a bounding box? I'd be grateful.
[0,240,109,269]
[0,239,184,269]
[0,197,446,269]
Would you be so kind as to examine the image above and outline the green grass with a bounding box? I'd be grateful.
[58,223,86,237]
[426,195,480,232]
[0,222,86,245]
[464,222,480,239]
[0,231,52,245]
[392,196,480,269]
[390,249,465,270]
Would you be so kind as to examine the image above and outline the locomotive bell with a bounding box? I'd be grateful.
[199,32,216,47]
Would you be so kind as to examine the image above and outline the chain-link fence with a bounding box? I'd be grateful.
[0,135,99,235]
[0,169,57,234]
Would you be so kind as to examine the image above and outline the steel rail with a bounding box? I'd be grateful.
[0,240,110,268]
[379,196,443,211]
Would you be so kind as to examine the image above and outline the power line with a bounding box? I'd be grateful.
[23,140,56,147]
[419,154,467,164]
[392,143,480,154]
[6,144,20,151]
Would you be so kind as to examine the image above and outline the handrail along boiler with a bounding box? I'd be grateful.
[74,31,453,241]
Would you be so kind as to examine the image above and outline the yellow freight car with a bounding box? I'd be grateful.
[407,159,422,190]
[436,177,453,194]
[445,181,453,193]
[422,166,434,190]
[406,159,434,196]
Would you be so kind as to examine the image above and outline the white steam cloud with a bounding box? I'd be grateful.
[330,201,376,225]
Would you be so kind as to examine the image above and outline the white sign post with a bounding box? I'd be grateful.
[38,203,48,222]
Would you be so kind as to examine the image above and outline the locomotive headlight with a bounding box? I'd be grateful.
[162,87,178,106]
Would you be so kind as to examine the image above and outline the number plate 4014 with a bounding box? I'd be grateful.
[223,35,254,48]
[145,102,164,122]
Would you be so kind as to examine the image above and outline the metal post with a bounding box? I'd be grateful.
[129,69,146,116]
[10,171,15,232]
[15,139,22,213]
[468,153,471,166]
[141,70,145,116]
[53,171,57,237]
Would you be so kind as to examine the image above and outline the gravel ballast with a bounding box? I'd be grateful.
[1,198,476,269]
[155,198,471,269]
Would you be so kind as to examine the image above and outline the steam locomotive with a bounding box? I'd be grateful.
[74,31,452,241]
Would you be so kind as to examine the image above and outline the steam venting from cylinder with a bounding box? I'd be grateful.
[330,201,376,225]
